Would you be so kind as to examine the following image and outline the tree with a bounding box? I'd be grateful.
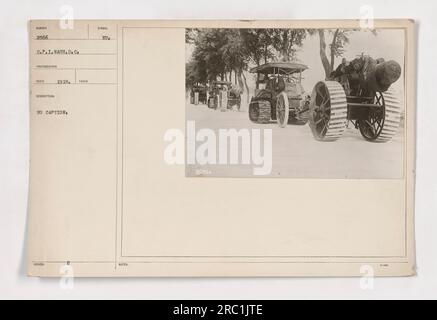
[186,28,311,103]
[318,29,333,79]
[219,29,249,99]
[270,29,308,62]
[190,29,228,82]
[240,29,275,66]
[329,29,351,68]
[185,28,200,44]
[317,29,375,79]
[185,60,207,89]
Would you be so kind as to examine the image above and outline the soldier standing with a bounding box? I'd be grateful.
[331,58,351,94]
[331,57,349,78]
[220,84,228,112]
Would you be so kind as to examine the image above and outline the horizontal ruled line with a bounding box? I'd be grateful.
[33,38,117,41]
[32,83,117,85]
[32,260,410,265]
[34,53,116,56]
[32,67,117,70]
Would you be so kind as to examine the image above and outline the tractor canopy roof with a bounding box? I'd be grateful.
[250,62,308,75]
[213,80,232,85]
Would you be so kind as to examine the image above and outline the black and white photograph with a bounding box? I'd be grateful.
[185,28,405,178]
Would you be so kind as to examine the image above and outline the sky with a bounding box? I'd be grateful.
[186,28,405,97]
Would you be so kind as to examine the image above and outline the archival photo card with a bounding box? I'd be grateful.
[28,20,415,277]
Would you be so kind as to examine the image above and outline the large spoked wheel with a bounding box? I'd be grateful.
[358,92,385,141]
[276,91,289,128]
[309,81,348,141]
[358,89,401,142]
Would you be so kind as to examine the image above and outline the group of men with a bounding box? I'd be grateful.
[330,54,401,95]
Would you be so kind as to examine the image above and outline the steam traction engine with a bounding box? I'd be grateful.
[248,62,311,127]
[308,57,403,142]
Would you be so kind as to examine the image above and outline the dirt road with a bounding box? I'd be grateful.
[186,103,404,179]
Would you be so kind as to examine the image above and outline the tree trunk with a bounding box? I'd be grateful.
[241,71,250,103]
[281,30,290,62]
[318,30,332,80]
[255,62,260,90]
[237,70,244,94]
[330,29,339,70]
[264,43,268,64]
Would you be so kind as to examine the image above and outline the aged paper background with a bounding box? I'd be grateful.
[28,20,415,277]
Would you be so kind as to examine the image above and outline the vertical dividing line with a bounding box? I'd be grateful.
[115,24,119,271]
[404,27,408,258]
[121,27,124,259]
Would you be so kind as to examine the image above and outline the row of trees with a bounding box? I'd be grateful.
[186,28,360,99]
